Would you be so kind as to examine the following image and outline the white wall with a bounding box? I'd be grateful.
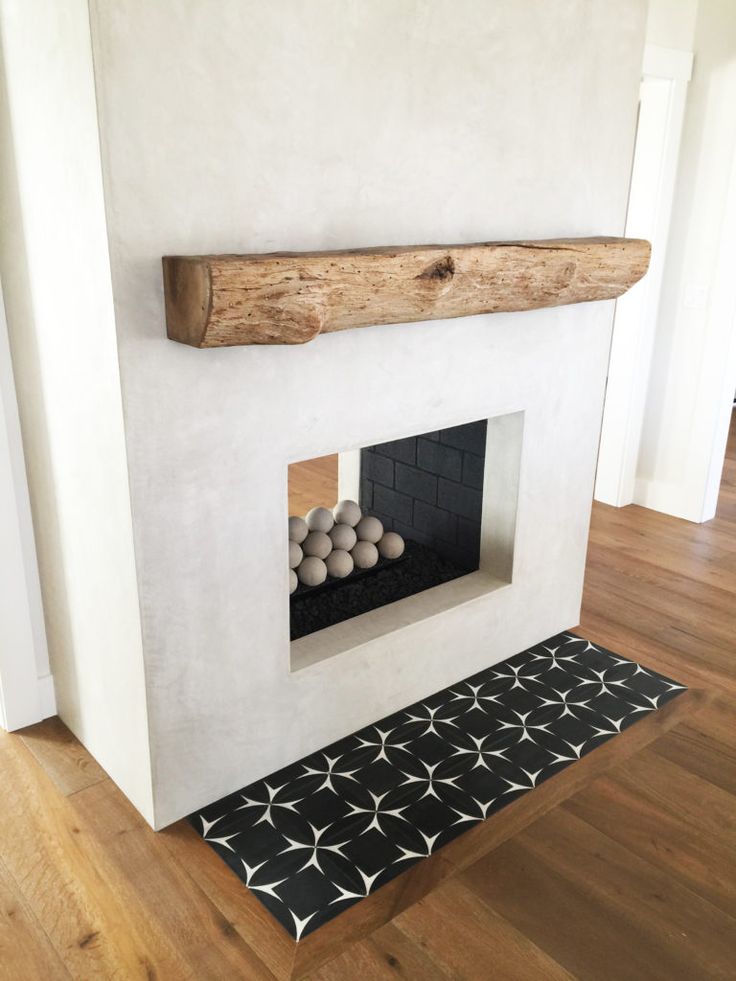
[646,0,698,49]
[635,0,736,521]
[0,0,153,821]
[88,0,646,826]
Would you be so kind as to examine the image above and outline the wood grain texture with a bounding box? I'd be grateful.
[288,454,338,517]
[162,237,651,347]
[0,855,70,981]
[0,411,733,979]
[18,715,107,796]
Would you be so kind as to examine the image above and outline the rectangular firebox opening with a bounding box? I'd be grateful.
[288,411,524,672]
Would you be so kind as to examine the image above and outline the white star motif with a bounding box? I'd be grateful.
[302,753,360,794]
[447,682,503,713]
[399,759,461,800]
[345,790,410,835]
[536,687,592,720]
[573,667,633,698]
[447,733,510,770]
[278,822,350,874]
[451,796,497,825]
[394,831,440,863]
[561,635,600,654]
[354,725,412,763]
[329,867,384,904]
[589,714,627,737]
[403,703,459,737]
[530,644,581,670]
[235,782,302,828]
[489,662,542,691]
[627,693,664,712]
[503,768,544,794]
[241,860,286,901]
[497,709,554,745]
[290,910,316,941]
[547,739,590,765]
[200,814,239,852]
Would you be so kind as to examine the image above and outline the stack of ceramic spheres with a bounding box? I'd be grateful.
[288,499,405,593]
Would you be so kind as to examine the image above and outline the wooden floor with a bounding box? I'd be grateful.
[2,416,735,979]
[288,454,339,516]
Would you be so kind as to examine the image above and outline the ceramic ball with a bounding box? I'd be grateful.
[329,523,357,552]
[351,540,379,569]
[297,556,327,587]
[305,506,334,533]
[288,540,303,569]
[333,499,362,527]
[302,530,332,560]
[378,531,405,560]
[288,515,308,544]
[325,549,354,579]
[355,515,384,544]
[289,569,298,594]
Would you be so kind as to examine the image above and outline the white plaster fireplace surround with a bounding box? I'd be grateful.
[81,0,647,828]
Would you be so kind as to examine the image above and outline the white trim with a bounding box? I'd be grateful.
[337,449,361,503]
[0,281,54,731]
[642,44,693,82]
[37,673,57,721]
[696,142,736,521]
[595,44,692,507]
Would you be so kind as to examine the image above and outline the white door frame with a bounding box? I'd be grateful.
[0,282,52,730]
[596,44,693,507]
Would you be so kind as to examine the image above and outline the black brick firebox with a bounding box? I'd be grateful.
[360,419,487,570]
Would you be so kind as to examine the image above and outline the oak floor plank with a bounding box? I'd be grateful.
[0,732,170,979]
[69,779,276,980]
[561,763,736,917]
[288,454,338,516]
[649,720,736,798]
[18,715,108,797]
[0,854,70,981]
[306,921,451,981]
[461,807,736,980]
[607,744,736,839]
[391,877,573,981]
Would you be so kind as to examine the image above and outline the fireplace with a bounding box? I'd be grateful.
[289,411,523,672]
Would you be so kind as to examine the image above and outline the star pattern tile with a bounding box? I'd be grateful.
[190,631,685,940]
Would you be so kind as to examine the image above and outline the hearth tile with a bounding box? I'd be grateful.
[191,632,685,941]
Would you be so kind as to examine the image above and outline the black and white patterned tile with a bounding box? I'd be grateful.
[190,632,685,940]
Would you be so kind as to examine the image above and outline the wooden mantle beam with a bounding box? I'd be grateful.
[162,237,650,348]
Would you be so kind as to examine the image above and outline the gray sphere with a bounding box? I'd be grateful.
[305,506,334,533]
[289,569,298,594]
[355,515,384,544]
[333,499,362,527]
[297,556,327,586]
[302,530,332,560]
[325,549,354,579]
[378,531,405,559]
[288,515,308,544]
[351,540,379,569]
[329,523,358,552]
[288,540,303,569]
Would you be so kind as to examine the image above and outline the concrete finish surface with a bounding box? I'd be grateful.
[87,0,645,826]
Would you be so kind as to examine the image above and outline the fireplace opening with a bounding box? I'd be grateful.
[288,420,488,642]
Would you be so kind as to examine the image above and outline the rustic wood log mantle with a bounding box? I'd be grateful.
[162,236,650,348]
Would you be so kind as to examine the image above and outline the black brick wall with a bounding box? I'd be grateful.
[359,420,487,570]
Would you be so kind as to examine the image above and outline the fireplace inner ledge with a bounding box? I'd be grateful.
[289,411,523,673]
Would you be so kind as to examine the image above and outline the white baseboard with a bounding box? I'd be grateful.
[37,672,57,720]
[633,477,707,523]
